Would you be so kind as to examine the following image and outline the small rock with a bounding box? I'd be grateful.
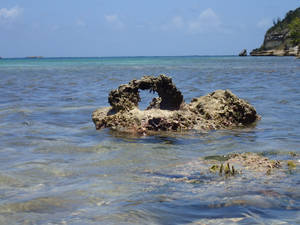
[239,49,247,56]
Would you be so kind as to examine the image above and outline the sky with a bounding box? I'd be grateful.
[0,0,299,57]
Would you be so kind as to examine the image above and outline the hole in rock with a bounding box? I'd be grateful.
[138,90,159,110]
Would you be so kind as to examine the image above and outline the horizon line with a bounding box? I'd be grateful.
[1,54,241,59]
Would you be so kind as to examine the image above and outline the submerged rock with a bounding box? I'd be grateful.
[92,75,260,134]
[145,152,298,184]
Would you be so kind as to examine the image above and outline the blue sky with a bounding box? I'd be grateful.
[0,0,299,57]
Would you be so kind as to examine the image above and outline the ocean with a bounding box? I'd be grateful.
[0,56,300,224]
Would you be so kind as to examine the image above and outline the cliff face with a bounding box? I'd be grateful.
[251,7,300,56]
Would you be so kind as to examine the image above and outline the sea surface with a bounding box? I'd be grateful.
[0,56,300,224]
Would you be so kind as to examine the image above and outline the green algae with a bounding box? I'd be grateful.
[287,160,296,169]
[210,162,236,176]
[209,164,220,173]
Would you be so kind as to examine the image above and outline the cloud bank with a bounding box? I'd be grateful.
[188,8,221,33]
[161,8,223,34]
[0,6,22,21]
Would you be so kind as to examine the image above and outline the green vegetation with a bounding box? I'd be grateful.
[209,162,236,176]
[289,17,300,45]
[258,7,300,51]
[268,7,300,33]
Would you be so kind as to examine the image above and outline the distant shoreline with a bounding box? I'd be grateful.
[1,55,234,59]
[2,55,299,60]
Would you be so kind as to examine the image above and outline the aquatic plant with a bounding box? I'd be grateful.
[209,162,236,177]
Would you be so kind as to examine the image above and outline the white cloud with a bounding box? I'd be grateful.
[188,8,221,33]
[0,6,22,21]
[257,18,272,29]
[104,14,124,29]
[159,9,228,34]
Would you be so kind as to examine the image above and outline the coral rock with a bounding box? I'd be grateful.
[92,75,260,134]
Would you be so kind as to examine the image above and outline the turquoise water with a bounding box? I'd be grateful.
[0,56,300,224]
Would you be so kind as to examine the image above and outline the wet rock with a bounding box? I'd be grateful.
[92,75,260,134]
[206,152,299,177]
[225,152,281,173]
[145,152,298,185]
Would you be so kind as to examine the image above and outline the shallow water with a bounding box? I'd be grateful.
[0,56,300,224]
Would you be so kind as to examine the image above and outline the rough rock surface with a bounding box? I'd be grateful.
[108,75,183,111]
[250,46,299,56]
[92,75,260,134]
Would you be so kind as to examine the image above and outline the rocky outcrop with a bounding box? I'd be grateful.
[250,7,300,56]
[92,75,260,134]
[251,46,299,56]
[238,49,247,56]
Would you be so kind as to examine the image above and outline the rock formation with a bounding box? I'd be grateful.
[92,75,260,134]
[250,7,300,56]
[108,75,183,111]
[145,152,299,185]
[250,46,299,56]
[238,49,247,56]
